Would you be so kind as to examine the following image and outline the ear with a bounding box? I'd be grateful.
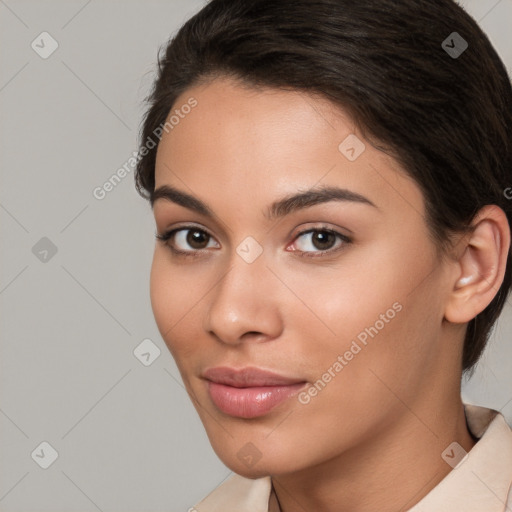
[444,205,510,324]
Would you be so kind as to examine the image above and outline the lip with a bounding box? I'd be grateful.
[203,366,305,387]
[203,367,307,419]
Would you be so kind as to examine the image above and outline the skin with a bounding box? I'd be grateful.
[149,76,510,512]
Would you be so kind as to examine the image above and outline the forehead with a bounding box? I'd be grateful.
[153,77,425,224]
[155,76,353,176]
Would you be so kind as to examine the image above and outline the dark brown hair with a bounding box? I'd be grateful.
[135,0,512,372]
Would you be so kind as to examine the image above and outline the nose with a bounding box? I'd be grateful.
[203,252,283,345]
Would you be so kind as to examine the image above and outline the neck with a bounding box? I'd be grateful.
[271,394,476,512]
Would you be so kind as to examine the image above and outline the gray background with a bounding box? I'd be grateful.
[0,1,511,511]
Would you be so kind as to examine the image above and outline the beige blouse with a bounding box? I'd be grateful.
[193,403,512,512]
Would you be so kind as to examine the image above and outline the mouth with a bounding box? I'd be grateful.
[202,366,308,419]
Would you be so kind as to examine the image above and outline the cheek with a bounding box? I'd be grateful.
[149,251,204,361]
[150,252,174,335]
[280,250,401,346]
[282,237,438,379]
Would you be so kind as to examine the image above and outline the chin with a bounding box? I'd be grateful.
[213,444,303,479]
[230,465,271,479]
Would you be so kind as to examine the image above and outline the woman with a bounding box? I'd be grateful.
[135,0,512,510]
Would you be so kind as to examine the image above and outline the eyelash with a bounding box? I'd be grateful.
[155,225,352,259]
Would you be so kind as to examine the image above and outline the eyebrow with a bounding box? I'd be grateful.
[151,184,378,220]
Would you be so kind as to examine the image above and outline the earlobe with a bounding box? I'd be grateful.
[444,205,510,324]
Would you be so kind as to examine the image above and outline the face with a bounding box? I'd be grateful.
[150,77,456,477]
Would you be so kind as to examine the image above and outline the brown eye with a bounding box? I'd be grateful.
[173,228,219,251]
[156,227,220,254]
[290,228,351,256]
[186,229,210,249]
[310,230,337,250]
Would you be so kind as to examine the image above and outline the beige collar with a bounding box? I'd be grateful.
[408,404,512,512]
